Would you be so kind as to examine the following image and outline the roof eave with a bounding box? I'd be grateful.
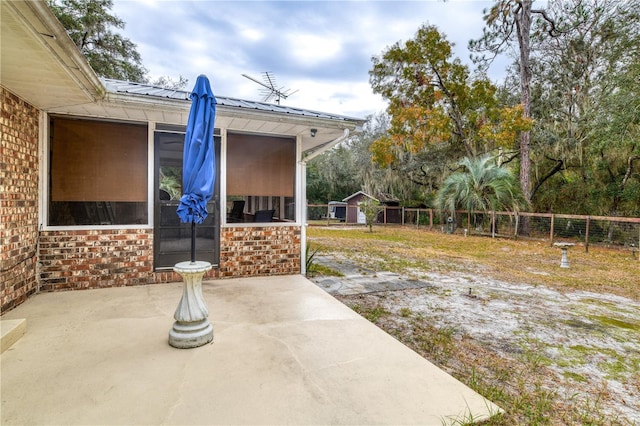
[1,0,105,108]
[28,1,104,97]
[105,91,363,130]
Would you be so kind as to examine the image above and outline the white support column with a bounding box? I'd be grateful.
[297,135,307,276]
[219,128,228,225]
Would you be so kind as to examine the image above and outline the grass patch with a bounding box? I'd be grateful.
[399,307,413,317]
[563,371,588,382]
[590,315,640,332]
[351,304,389,323]
[306,263,344,277]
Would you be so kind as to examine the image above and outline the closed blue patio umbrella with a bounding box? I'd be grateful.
[177,75,217,263]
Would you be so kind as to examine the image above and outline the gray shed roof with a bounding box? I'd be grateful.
[101,78,364,123]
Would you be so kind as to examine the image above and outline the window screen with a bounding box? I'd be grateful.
[226,133,296,222]
[49,117,148,226]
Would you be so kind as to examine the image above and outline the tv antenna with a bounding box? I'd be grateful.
[242,72,298,105]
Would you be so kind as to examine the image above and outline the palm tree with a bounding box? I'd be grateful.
[435,155,527,216]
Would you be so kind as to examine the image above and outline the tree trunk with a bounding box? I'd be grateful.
[516,0,533,204]
[515,0,533,235]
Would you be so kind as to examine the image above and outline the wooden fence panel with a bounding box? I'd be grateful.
[306,204,640,259]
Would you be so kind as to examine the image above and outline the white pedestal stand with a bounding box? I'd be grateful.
[554,242,575,269]
[169,261,214,349]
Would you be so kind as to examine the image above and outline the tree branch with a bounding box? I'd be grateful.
[531,156,564,199]
[531,9,561,36]
[621,155,640,189]
[431,65,472,156]
[499,152,520,166]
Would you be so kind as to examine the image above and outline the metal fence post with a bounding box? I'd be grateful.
[491,211,496,238]
[550,214,555,246]
[585,216,590,253]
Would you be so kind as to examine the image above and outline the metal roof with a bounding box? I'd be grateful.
[101,78,364,123]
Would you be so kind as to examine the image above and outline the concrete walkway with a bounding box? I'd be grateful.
[311,254,434,296]
[1,275,500,425]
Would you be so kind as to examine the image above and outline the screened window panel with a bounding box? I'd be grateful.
[51,118,148,202]
[226,133,295,197]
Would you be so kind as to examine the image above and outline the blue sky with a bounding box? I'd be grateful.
[112,0,511,118]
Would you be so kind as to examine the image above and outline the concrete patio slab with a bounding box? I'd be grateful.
[1,275,501,425]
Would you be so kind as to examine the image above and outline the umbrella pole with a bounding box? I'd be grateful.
[191,221,196,263]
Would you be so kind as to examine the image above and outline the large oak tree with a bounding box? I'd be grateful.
[368,25,531,197]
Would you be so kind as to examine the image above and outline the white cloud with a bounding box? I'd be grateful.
[288,77,386,117]
[111,0,508,118]
[287,32,342,66]
[239,26,264,42]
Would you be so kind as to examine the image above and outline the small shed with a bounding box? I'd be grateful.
[377,193,402,224]
[328,201,347,221]
[342,191,378,224]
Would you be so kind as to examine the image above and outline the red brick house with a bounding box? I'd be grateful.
[0,1,364,312]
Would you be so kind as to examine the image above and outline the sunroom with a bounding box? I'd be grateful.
[1,0,364,297]
[39,80,364,286]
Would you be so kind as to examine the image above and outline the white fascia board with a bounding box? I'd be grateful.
[24,0,104,100]
[216,105,360,130]
[104,92,359,136]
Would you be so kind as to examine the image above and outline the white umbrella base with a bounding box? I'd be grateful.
[169,261,214,349]
[169,319,214,349]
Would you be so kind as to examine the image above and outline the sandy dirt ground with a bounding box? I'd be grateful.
[311,253,640,424]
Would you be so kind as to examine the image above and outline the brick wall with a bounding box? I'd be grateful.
[38,225,301,291]
[0,87,40,312]
[37,229,210,291]
[219,225,301,277]
[40,229,154,291]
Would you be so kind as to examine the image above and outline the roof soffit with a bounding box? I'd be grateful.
[0,0,103,110]
[51,90,361,152]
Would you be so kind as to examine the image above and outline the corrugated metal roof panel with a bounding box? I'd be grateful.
[101,78,364,123]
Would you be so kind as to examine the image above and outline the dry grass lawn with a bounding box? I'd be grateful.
[308,225,639,300]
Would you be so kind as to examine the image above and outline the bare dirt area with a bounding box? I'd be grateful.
[308,227,640,425]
